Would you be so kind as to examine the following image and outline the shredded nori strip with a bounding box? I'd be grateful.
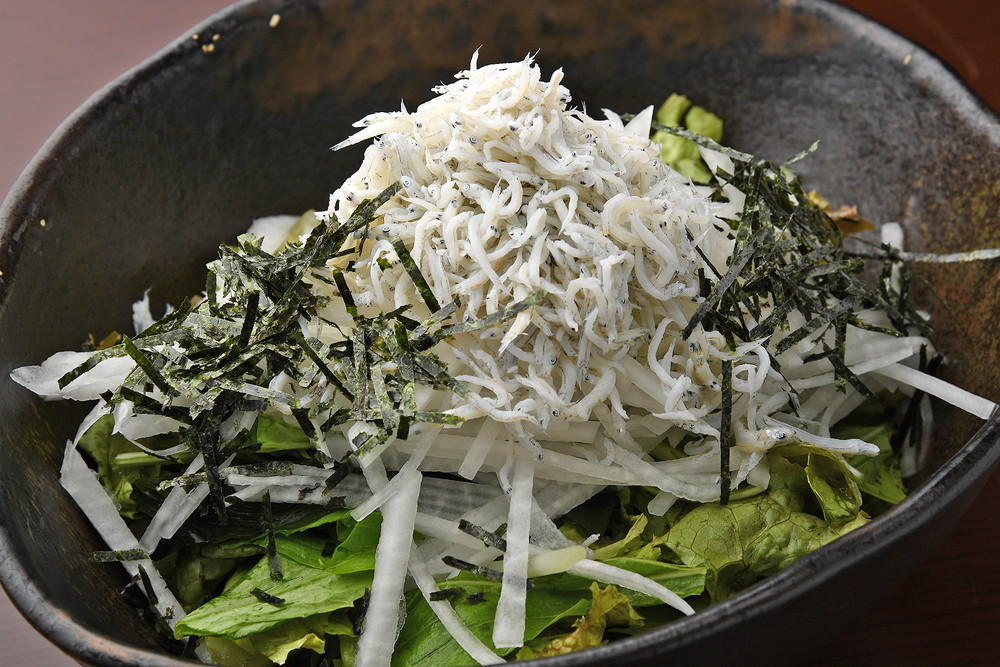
[391,236,441,312]
[441,556,533,590]
[261,493,283,581]
[441,556,504,582]
[458,519,508,551]
[89,549,147,563]
[719,360,733,505]
[137,564,159,607]
[250,588,286,606]
[466,592,488,604]
[429,588,463,602]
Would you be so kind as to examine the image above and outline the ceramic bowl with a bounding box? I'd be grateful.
[1,0,997,665]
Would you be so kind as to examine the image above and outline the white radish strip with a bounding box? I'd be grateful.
[873,363,997,420]
[153,454,236,544]
[10,351,134,400]
[459,417,501,479]
[492,447,534,649]
[407,550,504,665]
[353,434,435,520]
[413,512,499,553]
[534,479,604,524]
[530,499,576,550]
[60,443,186,627]
[646,490,678,516]
[140,454,205,552]
[355,468,422,667]
[788,343,916,391]
[568,558,695,615]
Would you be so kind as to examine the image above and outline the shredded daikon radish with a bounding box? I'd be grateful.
[874,363,997,420]
[355,468,422,667]
[568,558,695,616]
[61,443,187,626]
[492,447,535,648]
[407,550,505,665]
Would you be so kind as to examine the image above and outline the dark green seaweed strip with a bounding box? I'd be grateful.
[683,229,758,340]
[644,119,754,162]
[250,588,286,606]
[429,588,463,602]
[57,346,123,389]
[441,556,505,583]
[137,564,159,607]
[121,335,177,397]
[237,292,260,348]
[89,549,148,563]
[719,360,733,506]
[433,290,545,343]
[775,298,855,355]
[294,332,354,401]
[368,357,398,434]
[332,271,358,318]
[458,520,508,551]
[261,493,283,581]
[391,236,440,313]
[391,321,417,418]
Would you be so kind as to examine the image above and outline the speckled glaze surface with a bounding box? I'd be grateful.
[0,1,996,665]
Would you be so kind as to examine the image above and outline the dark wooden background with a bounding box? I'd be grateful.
[1,1,997,665]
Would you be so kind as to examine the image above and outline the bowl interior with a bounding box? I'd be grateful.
[1,0,997,664]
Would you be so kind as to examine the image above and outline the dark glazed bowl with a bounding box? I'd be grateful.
[1,0,997,665]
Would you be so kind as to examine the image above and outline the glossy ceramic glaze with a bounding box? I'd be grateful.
[1,1,997,665]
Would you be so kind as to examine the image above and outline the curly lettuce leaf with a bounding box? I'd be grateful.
[542,557,705,604]
[203,611,353,666]
[663,489,865,601]
[516,583,643,659]
[651,94,724,183]
[835,423,907,504]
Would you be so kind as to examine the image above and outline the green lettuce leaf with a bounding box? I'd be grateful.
[651,94,724,183]
[835,423,907,504]
[543,557,705,604]
[392,576,592,666]
[516,583,643,659]
[663,490,863,601]
[252,413,312,453]
[174,552,371,639]
[77,413,161,519]
[203,611,354,666]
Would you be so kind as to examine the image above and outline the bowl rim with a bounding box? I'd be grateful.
[1,0,997,664]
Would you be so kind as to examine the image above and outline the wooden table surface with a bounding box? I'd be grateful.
[1,1,997,665]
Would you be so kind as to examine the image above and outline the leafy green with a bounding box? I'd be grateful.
[651,94,723,183]
[326,513,382,574]
[392,576,593,666]
[517,584,643,659]
[172,545,253,611]
[251,414,313,454]
[77,414,160,519]
[174,552,372,639]
[835,423,907,504]
[663,490,865,601]
[544,557,706,604]
[590,514,648,560]
[202,611,353,666]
